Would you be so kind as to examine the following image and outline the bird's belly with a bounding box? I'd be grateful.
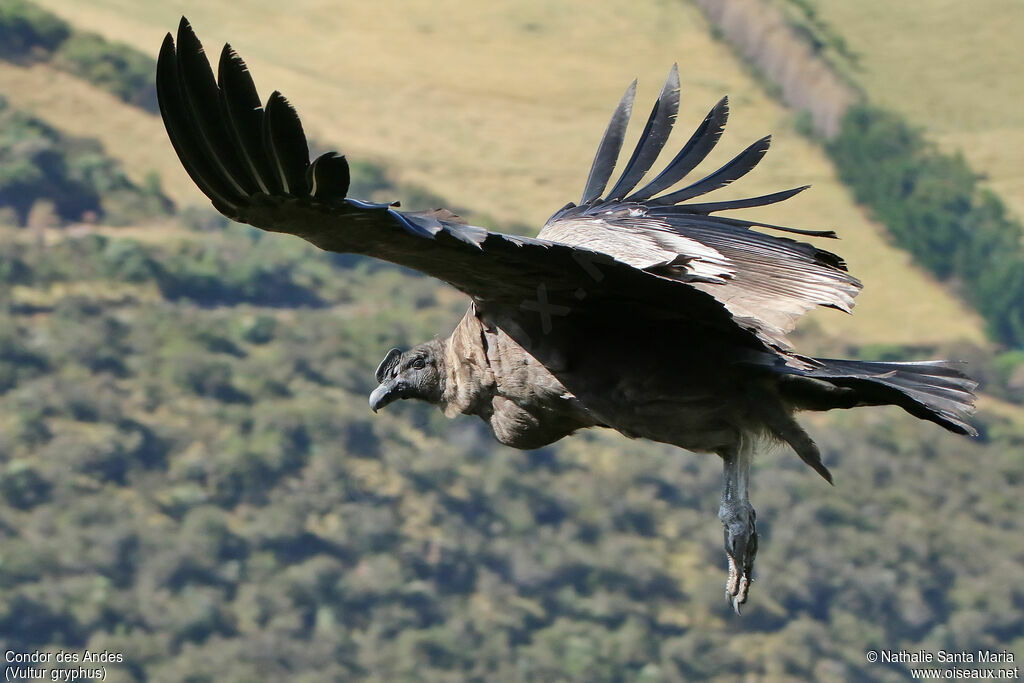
[485,394,596,450]
[601,396,748,453]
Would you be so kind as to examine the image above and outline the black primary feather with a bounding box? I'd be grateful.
[217,44,277,195]
[174,18,253,198]
[263,91,310,195]
[580,80,637,204]
[652,135,772,205]
[307,152,351,200]
[675,185,810,214]
[605,65,680,201]
[156,33,240,211]
[628,96,729,201]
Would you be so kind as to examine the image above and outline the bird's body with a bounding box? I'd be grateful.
[422,305,767,454]
[157,19,978,611]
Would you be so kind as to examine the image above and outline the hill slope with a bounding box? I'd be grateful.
[0,61,196,205]
[796,0,1024,222]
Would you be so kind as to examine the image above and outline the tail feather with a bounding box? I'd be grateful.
[779,358,979,436]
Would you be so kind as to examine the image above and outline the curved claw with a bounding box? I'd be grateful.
[725,554,752,613]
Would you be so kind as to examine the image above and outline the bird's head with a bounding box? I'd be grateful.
[369,342,445,412]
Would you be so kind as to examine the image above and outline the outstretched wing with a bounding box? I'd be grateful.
[157,19,792,364]
[539,66,862,346]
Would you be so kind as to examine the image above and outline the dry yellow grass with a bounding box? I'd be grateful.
[807,0,1024,221]
[22,0,987,346]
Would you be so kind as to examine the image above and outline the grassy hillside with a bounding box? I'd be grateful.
[789,0,1024,222]
[21,0,988,347]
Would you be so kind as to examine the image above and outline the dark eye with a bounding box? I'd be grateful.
[412,358,425,370]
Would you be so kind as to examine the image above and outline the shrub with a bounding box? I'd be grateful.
[0,0,69,59]
[0,0,158,112]
[828,104,1024,348]
[0,98,170,224]
[0,459,51,508]
[54,32,158,112]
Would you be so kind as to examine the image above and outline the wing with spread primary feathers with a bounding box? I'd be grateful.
[539,65,862,346]
[157,19,791,362]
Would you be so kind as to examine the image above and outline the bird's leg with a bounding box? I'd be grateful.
[718,443,757,614]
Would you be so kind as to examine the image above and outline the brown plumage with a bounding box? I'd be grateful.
[157,19,978,612]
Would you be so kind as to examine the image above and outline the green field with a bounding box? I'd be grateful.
[14,0,988,347]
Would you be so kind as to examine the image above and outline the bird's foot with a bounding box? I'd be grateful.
[721,503,757,615]
[725,555,750,614]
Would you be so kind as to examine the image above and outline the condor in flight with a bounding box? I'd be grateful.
[157,19,977,612]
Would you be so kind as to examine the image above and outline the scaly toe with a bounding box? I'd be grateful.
[737,574,750,605]
[725,555,739,599]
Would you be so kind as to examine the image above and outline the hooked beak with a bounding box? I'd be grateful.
[369,378,404,413]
